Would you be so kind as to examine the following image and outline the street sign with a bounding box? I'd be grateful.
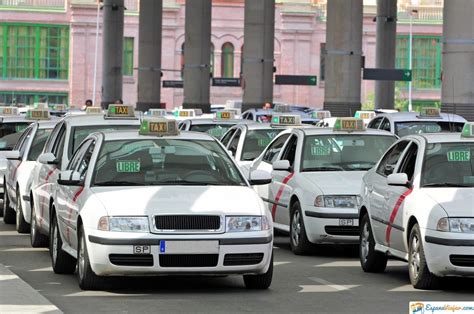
[162,80,184,88]
[363,68,412,81]
[275,75,317,86]
[212,78,241,87]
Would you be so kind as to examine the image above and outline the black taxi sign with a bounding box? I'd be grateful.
[26,109,51,120]
[271,114,301,126]
[139,118,179,136]
[107,104,135,118]
[86,106,103,114]
[214,110,235,120]
[419,107,441,118]
[0,106,19,116]
[334,118,365,132]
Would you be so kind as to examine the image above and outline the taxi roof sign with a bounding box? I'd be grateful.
[86,106,103,114]
[0,106,19,116]
[461,122,474,138]
[355,111,376,120]
[333,118,365,132]
[312,110,331,119]
[214,110,236,120]
[54,104,67,111]
[271,114,302,126]
[107,104,135,118]
[149,109,167,117]
[419,107,441,118]
[173,109,196,118]
[26,109,51,120]
[139,117,179,137]
[273,104,292,113]
[34,102,49,110]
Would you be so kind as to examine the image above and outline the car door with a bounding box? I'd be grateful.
[369,140,410,245]
[7,127,32,205]
[384,141,419,252]
[227,129,242,159]
[270,134,298,228]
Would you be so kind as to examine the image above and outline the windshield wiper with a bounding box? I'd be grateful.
[157,180,228,186]
[94,181,145,186]
[302,167,343,172]
[423,182,473,188]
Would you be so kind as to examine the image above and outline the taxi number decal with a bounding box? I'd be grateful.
[112,106,129,115]
[3,108,12,114]
[149,122,168,132]
[447,150,470,162]
[116,160,141,173]
[311,145,331,156]
[31,111,47,118]
[179,111,189,117]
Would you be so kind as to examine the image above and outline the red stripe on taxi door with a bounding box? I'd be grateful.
[385,188,413,245]
[271,172,294,220]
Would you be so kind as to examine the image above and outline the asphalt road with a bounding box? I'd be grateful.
[1,222,473,314]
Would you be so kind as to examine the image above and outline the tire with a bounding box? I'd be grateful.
[408,224,438,289]
[16,190,29,233]
[50,214,76,274]
[289,201,313,255]
[359,214,387,273]
[78,225,103,290]
[3,190,15,224]
[30,196,48,247]
[243,254,273,289]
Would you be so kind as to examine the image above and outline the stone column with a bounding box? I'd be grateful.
[100,0,124,109]
[242,0,275,112]
[374,0,397,109]
[136,0,163,111]
[323,0,363,117]
[183,0,212,113]
[441,0,474,121]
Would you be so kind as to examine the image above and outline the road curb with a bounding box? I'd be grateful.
[0,263,62,313]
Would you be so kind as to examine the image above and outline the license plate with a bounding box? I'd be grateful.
[133,245,151,254]
[339,219,353,226]
[159,240,219,254]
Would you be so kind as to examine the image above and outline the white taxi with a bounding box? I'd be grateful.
[50,117,273,290]
[3,109,58,231]
[359,123,474,289]
[367,107,466,137]
[251,118,397,254]
[28,105,140,248]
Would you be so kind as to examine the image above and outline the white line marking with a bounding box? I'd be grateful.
[64,291,149,297]
[274,261,291,266]
[1,248,48,252]
[29,267,53,272]
[314,260,405,267]
[0,305,61,313]
[299,277,359,293]
[0,275,18,281]
[389,284,439,292]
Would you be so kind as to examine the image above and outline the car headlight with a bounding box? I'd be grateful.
[314,195,361,208]
[437,217,474,233]
[98,216,149,232]
[226,216,270,232]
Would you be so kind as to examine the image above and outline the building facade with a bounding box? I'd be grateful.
[0,0,443,110]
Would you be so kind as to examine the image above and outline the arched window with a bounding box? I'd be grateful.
[221,42,234,78]
[180,42,185,78]
[210,43,214,76]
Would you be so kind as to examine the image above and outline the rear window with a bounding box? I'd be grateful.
[395,121,464,137]
[0,122,30,150]
[28,128,53,161]
[189,124,234,139]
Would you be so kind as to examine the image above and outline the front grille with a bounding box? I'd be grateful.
[224,253,264,266]
[155,215,221,230]
[159,254,219,267]
[450,255,474,267]
[109,254,153,267]
[325,226,359,236]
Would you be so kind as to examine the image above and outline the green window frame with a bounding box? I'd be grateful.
[0,23,69,80]
[396,35,442,90]
[123,37,134,76]
[0,91,68,106]
[221,42,234,78]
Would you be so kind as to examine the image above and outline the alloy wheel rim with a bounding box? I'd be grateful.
[409,235,421,279]
[361,222,370,263]
[52,223,58,264]
[291,211,301,247]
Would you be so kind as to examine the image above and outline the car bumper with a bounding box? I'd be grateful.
[303,206,359,244]
[86,230,273,276]
[423,229,474,277]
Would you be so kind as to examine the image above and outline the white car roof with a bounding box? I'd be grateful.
[36,120,59,129]
[62,114,140,127]
[0,116,35,123]
[99,130,216,142]
[374,112,466,123]
[412,133,474,144]
[183,118,252,126]
[300,127,396,137]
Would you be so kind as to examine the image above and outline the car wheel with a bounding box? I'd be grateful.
[243,254,273,289]
[78,225,103,290]
[289,201,313,255]
[16,190,29,233]
[408,224,438,289]
[50,214,76,274]
[3,190,15,224]
[359,214,387,272]
[30,196,48,247]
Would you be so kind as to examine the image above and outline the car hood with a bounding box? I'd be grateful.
[91,186,263,216]
[421,188,474,217]
[301,171,366,195]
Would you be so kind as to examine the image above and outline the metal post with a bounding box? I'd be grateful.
[408,13,413,112]
[92,1,101,106]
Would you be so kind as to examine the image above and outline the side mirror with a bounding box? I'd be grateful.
[387,173,409,187]
[58,170,82,186]
[3,151,21,160]
[38,153,58,165]
[249,170,272,185]
[272,160,291,172]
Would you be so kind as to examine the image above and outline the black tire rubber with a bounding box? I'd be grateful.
[50,214,77,274]
[289,201,313,255]
[243,254,273,289]
[3,190,15,224]
[30,196,48,247]
[77,225,104,290]
[408,224,439,289]
[16,190,29,233]
[359,214,387,273]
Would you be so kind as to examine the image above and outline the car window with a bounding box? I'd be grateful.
[77,141,95,181]
[398,142,418,182]
[27,128,53,161]
[368,117,382,129]
[395,121,464,137]
[44,122,63,153]
[262,133,291,164]
[52,125,66,167]
[68,140,93,172]
[228,129,242,156]
[221,129,236,147]
[380,118,391,132]
[189,124,234,139]
[280,135,298,167]
[240,129,283,161]
[13,127,31,152]
[376,141,409,177]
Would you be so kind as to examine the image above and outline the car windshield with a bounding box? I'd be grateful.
[395,121,464,137]
[70,124,138,157]
[421,142,474,188]
[189,124,234,139]
[93,139,246,186]
[28,128,53,161]
[301,135,396,171]
[0,122,30,151]
[256,114,272,123]
[241,129,283,161]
